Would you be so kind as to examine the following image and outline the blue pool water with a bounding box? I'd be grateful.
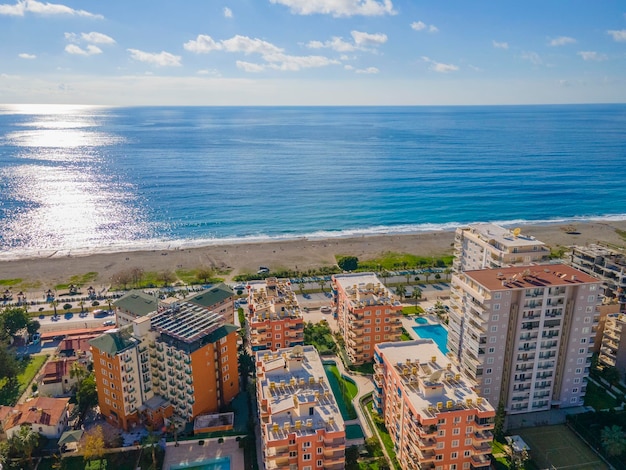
[171,457,230,470]
[413,325,449,354]
[415,317,428,324]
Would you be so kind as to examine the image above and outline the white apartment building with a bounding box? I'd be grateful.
[449,264,600,414]
[570,244,626,311]
[453,224,550,273]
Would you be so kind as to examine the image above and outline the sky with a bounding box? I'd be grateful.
[1,0,626,105]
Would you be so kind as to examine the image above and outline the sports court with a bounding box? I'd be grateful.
[516,424,607,470]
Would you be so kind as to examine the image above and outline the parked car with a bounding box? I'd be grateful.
[51,315,60,321]
[102,320,115,326]
[320,306,331,314]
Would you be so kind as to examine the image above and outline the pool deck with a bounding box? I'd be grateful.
[162,436,244,470]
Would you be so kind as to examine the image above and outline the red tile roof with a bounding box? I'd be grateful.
[41,358,77,384]
[1,397,70,430]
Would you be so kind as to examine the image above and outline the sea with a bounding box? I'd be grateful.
[1,104,625,260]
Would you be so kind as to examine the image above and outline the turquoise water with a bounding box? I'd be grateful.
[413,325,449,354]
[2,105,626,257]
[171,457,230,470]
[415,317,428,324]
[346,424,365,439]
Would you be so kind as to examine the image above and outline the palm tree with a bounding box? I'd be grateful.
[142,428,160,470]
[405,272,411,285]
[12,425,39,463]
[395,284,407,300]
[318,279,327,293]
[601,424,626,457]
[444,268,452,281]
[381,270,390,286]
[78,300,85,313]
[411,288,422,312]
[51,299,58,316]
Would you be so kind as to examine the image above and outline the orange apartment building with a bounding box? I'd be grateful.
[332,273,403,364]
[256,345,345,470]
[90,302,239,431]
[150,301,240,420]
[247,277,304,352]
[374,340,495,470]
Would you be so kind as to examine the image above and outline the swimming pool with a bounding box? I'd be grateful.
[412,325,448,354]
[415,316,428,324]
[171,457,230,470]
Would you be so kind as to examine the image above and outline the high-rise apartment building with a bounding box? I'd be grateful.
[453,224,549,273]
[598,313,626,375]
[90,301,239,430]
[256,346,345,470]
[449,264,600,414]
[374,340,495,470]
[247,277,304,352]
[570,244,626,311]
[332,273,403,364]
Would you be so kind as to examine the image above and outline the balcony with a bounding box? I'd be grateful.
[473,430,493,442]
[473,442,491,454]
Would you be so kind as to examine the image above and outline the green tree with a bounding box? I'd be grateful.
[493,401,506,441]
[337,256,358,271]
[70,362,89,384]
[602,366,621,390]
[411,288,422,312]
[395,284,407,299]
[142,428,161,470]
[601,424,626,457]
[82,425,105,470]
[0,342,18,381]
[76,373,98,413]
[26,320,40,336]
[1,307,30,337]
[196,266,214,284]
[405,272,411,285]
[157,270,176,287]
[78,300,85,313]
[11,425,39,463]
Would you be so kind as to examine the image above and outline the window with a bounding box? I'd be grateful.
[438,429,445,437]
[494,292,502,299]
[317,447,322,454]
[275,334,281,339]
[303,442,311,448]
[588,295,596,302]
[486,368,492,374]
[289,439,295,445]
[464,450,471,457]
[364,328,371,333]
[573,378,581,384]
[221,356,228,363]
[577,358,584,364]
[583,316,591,323]
[289,451,297,457]
[317,461,322,467]
[585,306,593,313]
[578,348,585,354]
[453,428,460,436]
[485,378,492,384]
[572,388,579,393]
[490,326,498,332]
[484,388,491,394]
[580,338,587,344]
[223,374,230,382]
[465,438,472,445]
[451,452,458,459]
[303,454,311,461]
[436,442,445,449]
[570,397,578,403]
[452,439,459,447]
[466,426,473,433]
[487,357,494,364]
[491,314,499,321]
[493,304,500,311]
[575,368,582,374]
[453,416,461,424]
[489,336,497,343]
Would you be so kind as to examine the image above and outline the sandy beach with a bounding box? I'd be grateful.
[1,220,625,292]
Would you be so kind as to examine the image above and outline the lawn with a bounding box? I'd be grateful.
[324,363,358,419]
[0,354,49,406]
[516,424,607,470]
[584,380,620,410]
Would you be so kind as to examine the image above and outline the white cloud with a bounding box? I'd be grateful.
[81,32,115,44]
[127,49,182,67]
[411,20,438,32]
[306,30,386,52]
[351,30,387,46]
[548,36,576,46]
[577,51,607,61]
[65,44,102,56]
[18,52,36,59]
[223,7,233,18]
[307,36,356,51]
[422,56,458,73]
[269,0,395,17]
[0,0,102,18]
[607,29,626,42]
[262,52,339,71]
[521,51,542,65]
[236,61,266,73]
[184,35,223,53]
[197,69,220,76]
[221,35,283,55]
[492,40,508,50]
[355,66,379,74]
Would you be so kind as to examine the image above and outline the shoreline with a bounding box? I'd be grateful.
[1,220,626,291]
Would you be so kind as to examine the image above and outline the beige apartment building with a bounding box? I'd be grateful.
[449,264,600,414]
[256,345,345,470]
[247,277,304,352]
[598,313,626,376]
[374,340,495,470]
[569,244,626,311]
[453,223,550,273]
[332,273,403,364]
